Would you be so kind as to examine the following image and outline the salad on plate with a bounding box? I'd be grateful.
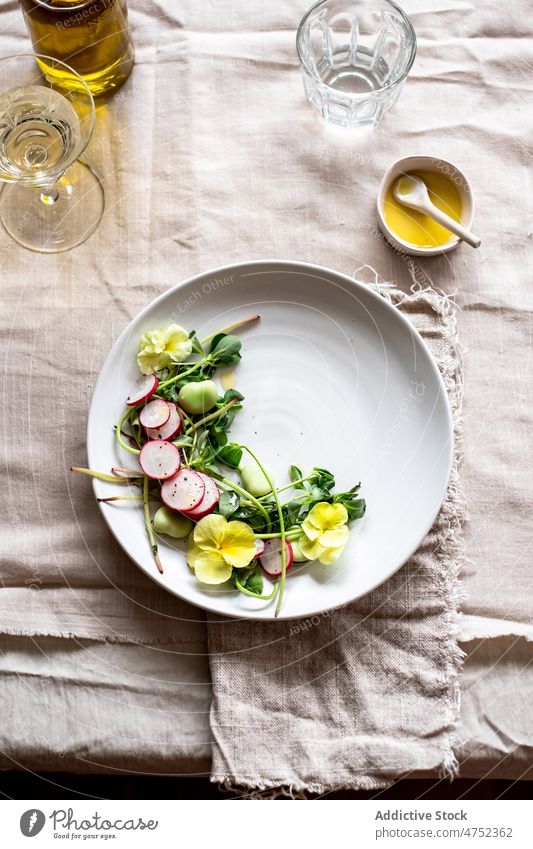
[73,316,366,615]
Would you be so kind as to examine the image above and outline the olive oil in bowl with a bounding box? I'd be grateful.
[384,169,463,249]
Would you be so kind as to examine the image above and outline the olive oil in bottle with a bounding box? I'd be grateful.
[19,0,134,96]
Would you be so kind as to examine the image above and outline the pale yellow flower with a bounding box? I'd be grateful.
[186,514,257,585]
[137,324,193,375]
[298,502,349,565]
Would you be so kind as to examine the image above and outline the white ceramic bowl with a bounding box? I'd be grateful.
[377,155,475,257]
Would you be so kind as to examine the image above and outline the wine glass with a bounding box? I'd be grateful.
[0,54,104,253]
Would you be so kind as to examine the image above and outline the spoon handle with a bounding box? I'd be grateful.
[423,203,481,249]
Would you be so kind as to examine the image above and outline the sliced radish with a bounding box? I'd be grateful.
[181,473,220,520]
[260,538,294,578]
[139,398,171,429]
[126,374,159,406]
[139,440,181,480]
[254,538,265,557]
[161,469,205,512]
[145,403,182,441]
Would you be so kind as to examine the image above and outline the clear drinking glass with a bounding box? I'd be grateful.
[297,0,416,129]
[0,54,103,252]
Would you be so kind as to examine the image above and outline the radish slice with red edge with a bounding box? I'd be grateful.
[139,440,181,480]
[254,538,265,557]
[181,473,220,519]
[145,404,182,441]
[161,469,206,512]
[139,398,171,429]
[260,538,294,578]
[126,374,159,407]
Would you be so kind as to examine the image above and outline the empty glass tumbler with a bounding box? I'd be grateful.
[297,0,416,129]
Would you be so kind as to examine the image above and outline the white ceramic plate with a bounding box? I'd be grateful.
[88,260,453,620]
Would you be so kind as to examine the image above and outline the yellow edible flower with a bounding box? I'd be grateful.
[137,324,193,375]
[298,502,349,565]
[186,514,257,585]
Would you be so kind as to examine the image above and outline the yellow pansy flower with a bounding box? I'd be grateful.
[298,502,349,565]
[137,324,193,375]
[186,514,257,585]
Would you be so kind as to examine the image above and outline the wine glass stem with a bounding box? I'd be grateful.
[40,186,59,205]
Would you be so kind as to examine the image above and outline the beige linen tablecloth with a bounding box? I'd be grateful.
[1,0,532,779]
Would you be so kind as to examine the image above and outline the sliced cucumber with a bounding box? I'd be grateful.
[291,539,309,563]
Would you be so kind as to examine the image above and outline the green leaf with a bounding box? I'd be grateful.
[243,563,263,596]
[216,442,243,468]
[350,499,366,520]
[165,385,179,403]
[283,499,303,527]
[308,485,330,502]
[333,493,366,522]
[311,467,335,491]
[218,490,240,518]
[209,428,228,448]
[233,563,263,596]
[330,483,365,522]
[224,408,239,430]
[209,332,227,354]
[210,334,242,366]
[232,506,269,531]
[289,464,305,489]
[223,388,244,404]
[189,332,205,356]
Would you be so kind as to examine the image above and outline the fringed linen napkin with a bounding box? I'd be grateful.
[208,281,465,795]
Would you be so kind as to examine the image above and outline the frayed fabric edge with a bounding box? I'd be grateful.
[363,269,467,782]
[211,774,393,799]
[0,624,203,646]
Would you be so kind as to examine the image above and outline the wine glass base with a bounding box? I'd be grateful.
[0,161,104,253]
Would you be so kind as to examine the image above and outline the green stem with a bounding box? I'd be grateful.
[173,439,193,448]
[186,399,239,434]
[71,467,134,484]
[200,314,260,345]
[241,446,287,617]
[177,408,195,470]
[128,408,142,449]
[143,476,163,574]
[98,495,145,503]
[212,480,256,506]
[190,428,199,462]
[178,405,194,429]
[234,573,279,601]
[257,476,311,500]
[158,357,212,393]
[115,408,140,456]
[255,530,300,540]
[212,475,272,532]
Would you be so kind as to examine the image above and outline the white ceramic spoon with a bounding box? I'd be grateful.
[393,174,481,249]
